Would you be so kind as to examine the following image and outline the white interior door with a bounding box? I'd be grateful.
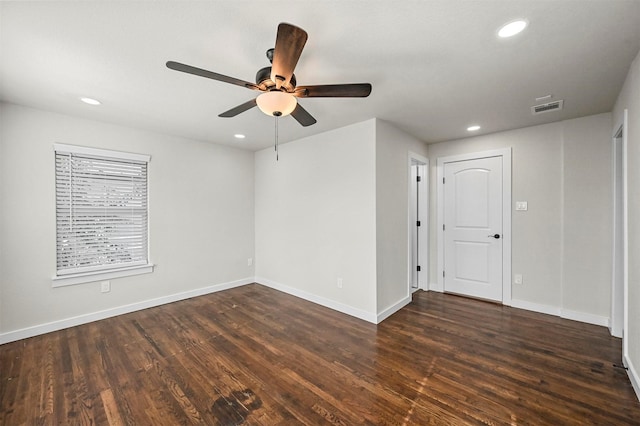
[443,156,503,301]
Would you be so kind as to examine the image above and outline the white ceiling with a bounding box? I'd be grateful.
[1,1,639,151]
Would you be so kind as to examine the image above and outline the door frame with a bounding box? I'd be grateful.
[611,110,628,344]
[408,152,429,292]
[435,148,512,305]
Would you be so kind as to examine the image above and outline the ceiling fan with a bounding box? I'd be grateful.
[166,23,372,127]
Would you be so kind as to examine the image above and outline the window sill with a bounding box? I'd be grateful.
[52,264,154,288]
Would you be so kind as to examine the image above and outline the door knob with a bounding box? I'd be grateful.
[488,234,501,239]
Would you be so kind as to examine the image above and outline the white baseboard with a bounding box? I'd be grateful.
[255,276,377,324]
[428,281,443,292]
[510,299,561,317]
[510,299,610,328]
[1,276,407,343]
[0,278,613,345]
[560,308,610,328]
[0,277,253,345]
[377,296,411,323]
[624,354,640,401]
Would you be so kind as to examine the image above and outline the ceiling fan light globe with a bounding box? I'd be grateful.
[256,91,297,117]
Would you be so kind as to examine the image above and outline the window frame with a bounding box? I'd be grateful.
[52,143,153,287]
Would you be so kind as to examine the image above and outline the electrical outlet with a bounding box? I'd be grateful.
[337,278,343,289]
[101,281,111,293]
[514,274,523,285]
[247,258,253,266]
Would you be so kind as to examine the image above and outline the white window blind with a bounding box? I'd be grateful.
[54,144,150,277]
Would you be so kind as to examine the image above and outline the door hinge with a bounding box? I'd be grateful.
[443,270,445,277]
[417,175,422,182]
[417,220,421,227]
[443,224,445,231]
[417,265,421,272]
[443,177,445,184]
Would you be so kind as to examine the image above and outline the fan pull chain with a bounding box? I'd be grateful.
[274,115,279,161]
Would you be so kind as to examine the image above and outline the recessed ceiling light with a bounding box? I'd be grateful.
[234,134,246,139]
[467,125,481,132]
[498,20,528,38]
[80,97,101,106]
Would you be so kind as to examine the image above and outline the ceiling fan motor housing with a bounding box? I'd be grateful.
[256,66,296,92]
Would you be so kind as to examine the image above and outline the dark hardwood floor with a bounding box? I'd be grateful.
[1,284,639,425]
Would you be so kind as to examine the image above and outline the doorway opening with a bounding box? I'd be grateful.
[611,110,628,344]
[409,153,428,293]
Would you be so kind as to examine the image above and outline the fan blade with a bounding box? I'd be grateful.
[290,103,317,127]
[167,61,259,90]
[271,23,308,89]
[218,98,258,117]
[294,83,372,98]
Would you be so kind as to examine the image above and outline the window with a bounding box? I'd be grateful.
[53,144,152,286]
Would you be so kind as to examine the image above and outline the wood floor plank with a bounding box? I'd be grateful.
[1,284,640,425]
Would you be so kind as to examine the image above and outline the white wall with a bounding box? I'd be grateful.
[613,49,640,395]
[375,119,428,313]
[1,100,621,343]
[254,118,428,322]
[0,103,255,339]
[427,113,612,323]
[254,119,378,319]
[562,115,614,316]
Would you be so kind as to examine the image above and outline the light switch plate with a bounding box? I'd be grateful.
[516,201,528,211]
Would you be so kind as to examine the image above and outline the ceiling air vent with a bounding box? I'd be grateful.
[531,100,564,115]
